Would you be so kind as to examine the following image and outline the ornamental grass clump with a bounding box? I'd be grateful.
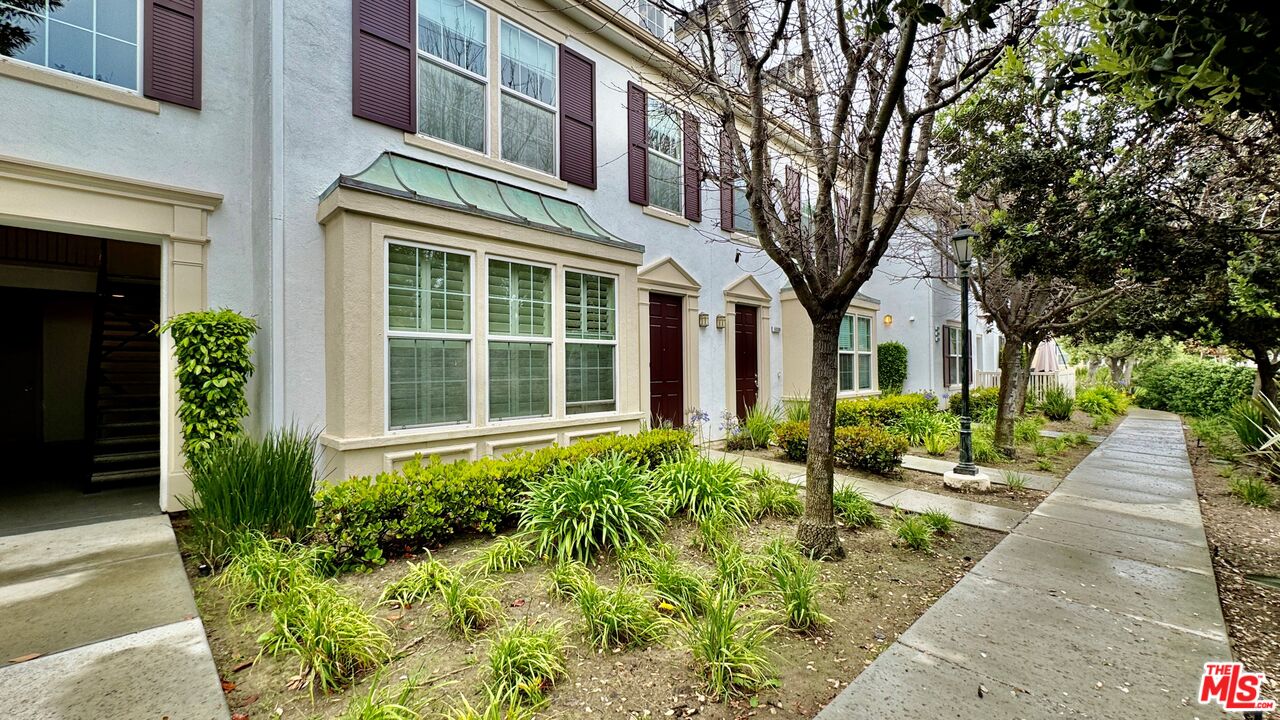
[258,580,392,692]
[652,456,752,523]
[1014,415,1045,444]
[922,430,956,457]
[685,586,776,700]
[338,670,426,720]
[379,553,453,605]
[545,559,593,602]
[439,573,504,639]
[768,557,829,632]
[750,478,803,519]
[694,510,740,555]
[647,558,712,617]
[443,694,536,720]
[469,536,537,575]
[1003,472,1029,494]
[893,515,935,552]
[485,621,569,707]
[712,541,763,593]
[576,579,668,649]
[1229,476,1274,509]
[832,487,882,529]
[919,508,955,536]
[520,453,668,563]
[1041,387,1074,421]
[219,534,332,614]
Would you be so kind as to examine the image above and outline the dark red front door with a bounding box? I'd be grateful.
[649,293,684,428]
[734,304,758,418]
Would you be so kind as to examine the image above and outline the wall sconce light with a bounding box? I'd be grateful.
[698,312,710,328]
[882,314,893,327]
[715,314,727,330]
[771,325,781,334]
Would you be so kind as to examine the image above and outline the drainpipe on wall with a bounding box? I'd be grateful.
[269,0,286,427]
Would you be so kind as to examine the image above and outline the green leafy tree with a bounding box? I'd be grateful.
[158,309,259,458]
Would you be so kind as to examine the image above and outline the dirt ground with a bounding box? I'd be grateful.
[182,516,1002,719]
[1042,409,1118,437]
[890,468,1048,512]
[1186,425,1280,710]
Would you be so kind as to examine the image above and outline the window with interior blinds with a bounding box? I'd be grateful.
[489,260,552,420]
[488,260,551,336]
[565,271,616,414]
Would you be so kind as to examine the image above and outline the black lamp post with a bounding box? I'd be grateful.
[951,226,979,477]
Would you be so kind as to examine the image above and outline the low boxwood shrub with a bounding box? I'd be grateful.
[1134,359,1253,417]
[774,421,809,462]
[313,429,692,567]
[835,393,937,427]
[833,425,907,474]
[947,386,999,417]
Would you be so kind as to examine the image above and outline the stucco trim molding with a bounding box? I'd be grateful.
[638,255,702,294]
[723,273,773,305]
[0,57,162,114]
[0,154,222,214]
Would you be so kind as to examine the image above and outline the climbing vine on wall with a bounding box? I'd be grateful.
[158,309,259,458]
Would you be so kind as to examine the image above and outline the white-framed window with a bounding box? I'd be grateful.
[732,178,755,235]
[636,0,667,37]
[417,0,489,152]
[498,20,557,175]
[838,313,875,392]
[1,0,140,91]
[945,324,963,387]
[646,96,682,214]
[564,270,616,415]
[386,242,474,429]
[487,257,553,420]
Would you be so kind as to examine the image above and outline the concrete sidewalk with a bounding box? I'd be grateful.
[817,409,1233,719]
[0,499,229,719]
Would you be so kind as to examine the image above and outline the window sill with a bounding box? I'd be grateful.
[319,411,648,451]
[403,133,569,191]
[0,57,159,114]
[837,390,880,399]
[728,231,760,247]
[643,205,689,226]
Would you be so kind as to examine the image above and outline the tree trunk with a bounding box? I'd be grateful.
[1087,358,1101,382]
[994,339,1027,456]
[1251,345,1279,407]
[797,314,845,560]
[1106,356,1127,387]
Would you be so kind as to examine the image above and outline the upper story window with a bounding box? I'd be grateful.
[499,21,556,175]
[636,0,667,37]
[732,179,755,236]
[418,0,489,152]
[646,97,682,214]
[838,313,874,392]
[1,0,139,91]
[940,250,958,283]
[944,325,963,387]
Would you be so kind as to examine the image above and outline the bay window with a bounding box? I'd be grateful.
[646,97,683,214]
[418,0,488,152]
[488,259,552,419]
[565,271,616,415]
[387,244,473,429]
[499,21,557,174]
[838,313,875,393]
[1,0,139,91]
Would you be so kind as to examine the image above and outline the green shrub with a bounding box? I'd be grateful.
[877,342,909,394]
[783,399,811,423]
[469,536,536,575]
[1041,387,1074,421]
[1134,359,1253,417]
[652,456,752,523]
[1091,411,1115,430]
[521,454,667,563]
[947,386,999,418]
[379,553,453,605]
[833,425,907,474]
[922,430,956,456]
[684,587,775,699]
[158,309,258,458]
[1227,399,1271,452]
[832,487,882,529]
[439,573,504,639]
[774,421,809,462]
[892,407,955,446]
[485,621,569,707]
[314,430,692,567]
[893,516,934,552]
[576,580,668,649]
[836,393,938,427]
[183,427,318,566]
[1229,476,1274,508]
[751,479,803,519]
[1077,386,1130,417]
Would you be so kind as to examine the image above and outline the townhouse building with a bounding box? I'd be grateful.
[0,0,997,513]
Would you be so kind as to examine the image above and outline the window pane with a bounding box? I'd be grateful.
[2,9,46,65]
[500,93,554,174]
[646,98,681,160]
[838,316,854,351]
[488,260,551,337]
[839,353,853,392]
[388,244,471,334]
[388,338,470,427]
[647,151,681,214]
[857,316,872,351]
[97,0,137,42]
[96,33,136,89]
[565,272,615,340]
[418,58,486,151]
[49,0,92,31]
[419,0,486,75]
[500,22,555,105]
[732,181,755,235]
[637,0,665,36]
[858,351,872,390]
[489,341,550,419]
[566,343,615,414]
[48,19,92,80]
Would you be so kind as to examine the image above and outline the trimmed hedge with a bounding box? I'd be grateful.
[313,429,692,567]
[877,342,908,394]
[947,386,999,417]
[773,421,906,474]
[834,393,937,428]
[1134,359,1254,417]
[1076,385,1130,417]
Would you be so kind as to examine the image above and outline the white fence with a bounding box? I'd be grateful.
[974,368,1077,398]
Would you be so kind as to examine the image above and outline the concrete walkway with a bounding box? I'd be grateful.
[722,453,1027,533]
[0,491,229,719]
[818,409,1233,719]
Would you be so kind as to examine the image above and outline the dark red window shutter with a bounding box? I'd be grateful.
[682,112,702,222]
[942,328,952,386]
[352,0,416,133]
[719,129,734,231]
[627,82,648,205]
[785,166,801,220]
[559,46,596,189]
[143,0,201,109]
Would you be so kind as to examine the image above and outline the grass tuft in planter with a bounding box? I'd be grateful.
[219,534,332,614]
[1229,476,1274,508]
[652,455,752,522]
[259,580,392,693]
[469,536,537,575]
[919,508,955,536]
[685,586,776,700]
[545,559,594,602]
[440,573,504,639]
[443,694,536,720]
[712,541,763,594]
[379,553,453,605]
[769,558,829,632]
[832,488,882,529]
[338,669,426,720]
[576,579,668,649]
[893,515,935,552]
[520,453,668,563]
[485,621,569,707]
[750,478,803,519]
[694,510,740,555]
